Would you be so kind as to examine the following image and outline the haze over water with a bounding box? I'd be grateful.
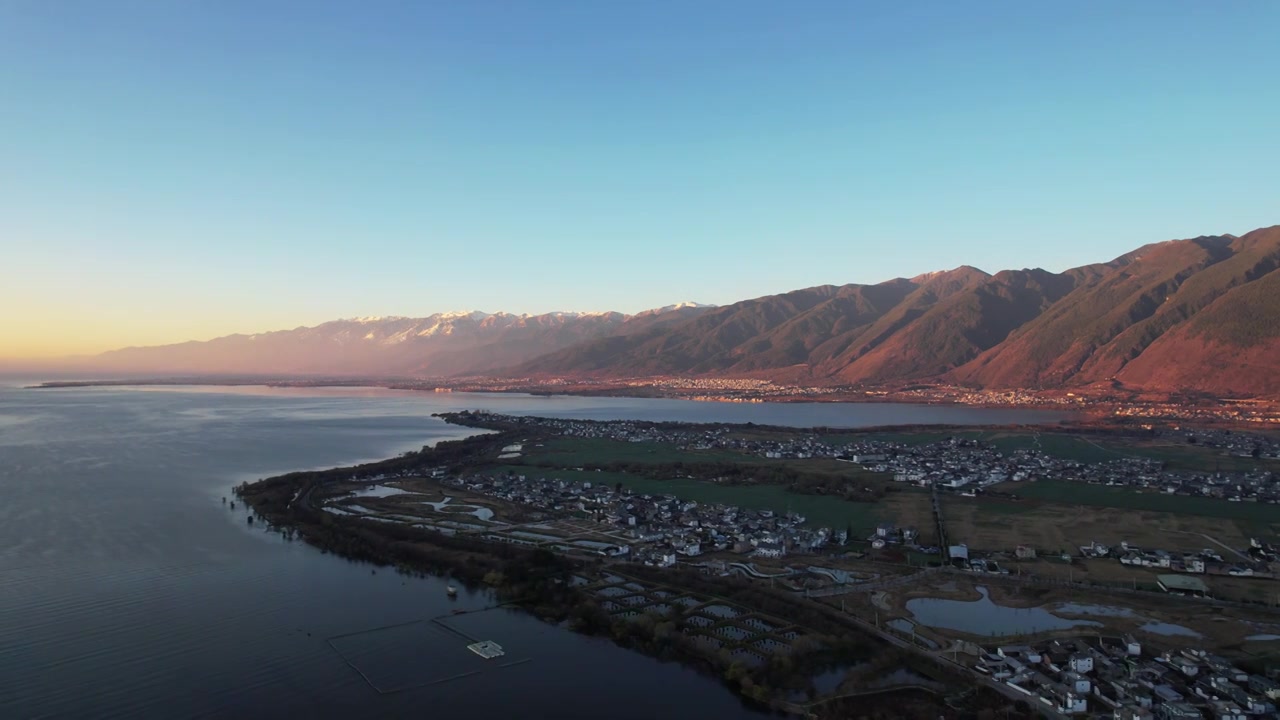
[0,382,1072,718]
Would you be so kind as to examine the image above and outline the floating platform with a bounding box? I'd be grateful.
[467,640,505,659]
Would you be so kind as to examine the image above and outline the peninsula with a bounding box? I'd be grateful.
[238,411,1280,718]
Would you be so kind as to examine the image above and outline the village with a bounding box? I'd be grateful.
[446,411,1280,504]
[442,469,831,567]
[974,636,1280,719]
[290,411,1280,718]
[323,463,1280,718]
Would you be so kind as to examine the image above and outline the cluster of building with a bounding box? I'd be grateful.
[977,637,1279,718]
[442,470,836,565]
[881,442,1279,506]
[1161,429,1280,461]
[1112,402,1280,426]
[1077,541,1275,581]
[456,411,1279,506]
[894,385,1087,407]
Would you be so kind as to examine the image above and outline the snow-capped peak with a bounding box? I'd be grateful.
[344,315,409,323]
[435,310,491,321]
[641,301,716,315]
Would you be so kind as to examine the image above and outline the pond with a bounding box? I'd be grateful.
[885,619,939,649]
[866,668,946,691]
[906,587,1102,637]
[811,666,860,695]
[349,484,410,498]
[886,619,914,633]
[419,496,496,521]
[1138,622,1201,638]
[1058,603,1202,638]
[1054,603,1138,618]
[700,604,740,619]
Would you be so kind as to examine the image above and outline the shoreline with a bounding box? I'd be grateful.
[235,410,1279,716]
[27,377,1280,428]
[233,423,1011,716]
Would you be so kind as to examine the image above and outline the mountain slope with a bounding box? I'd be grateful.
[516,281,919,376]
[90,306,715,376]
[1110,227,1280,396]
[80,224,1280,397]
[952,228,1280,389]
[513,225,1280,397]
[826,267,1080,383]
[516,266,1078,383]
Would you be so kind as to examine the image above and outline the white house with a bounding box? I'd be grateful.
[753,541,785,559]
[1125,635,1142,657]
[1064,671,1091,695]
[1051,687,1087,714]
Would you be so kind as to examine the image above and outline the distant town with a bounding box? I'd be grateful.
[34,376,1280,427]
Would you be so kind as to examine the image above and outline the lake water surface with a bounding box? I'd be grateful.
[906,587,1102,637]
[0,381,1073,718]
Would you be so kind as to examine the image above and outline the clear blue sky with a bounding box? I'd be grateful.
[2,1,1277,355]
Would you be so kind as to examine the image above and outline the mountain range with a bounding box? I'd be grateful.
[89,304,716,377]
[82,226,1280,397]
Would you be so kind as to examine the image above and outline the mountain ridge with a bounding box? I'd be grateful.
[75,225,1280,397]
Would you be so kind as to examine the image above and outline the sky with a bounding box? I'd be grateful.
[2,1,1278,358]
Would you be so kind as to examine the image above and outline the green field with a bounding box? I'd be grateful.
[818,430,986,447]
[485,464,890,533]
[817,429,1278,473]
[1117,444,1280,473]
[522,437,889,484]
[985,433,1129,463]
[1011,480,1280,527]
[991,433,1279,472]
[523,437,748,466]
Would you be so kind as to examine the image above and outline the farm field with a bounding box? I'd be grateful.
[942,494,1256,556]
[1003,480,1280,536]
[818,430,985,447]
[1006,559,1280,605]
[815,427,1279,473]
[485,463,913,535]
[521,437,747,466]
[879,491,940,546]
[524,437,889,478]
[985,432,1129,462]
[1115,443,1280,473]
[989,432,1280,472]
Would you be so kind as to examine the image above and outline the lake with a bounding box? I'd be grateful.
[0,381,1072,718]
